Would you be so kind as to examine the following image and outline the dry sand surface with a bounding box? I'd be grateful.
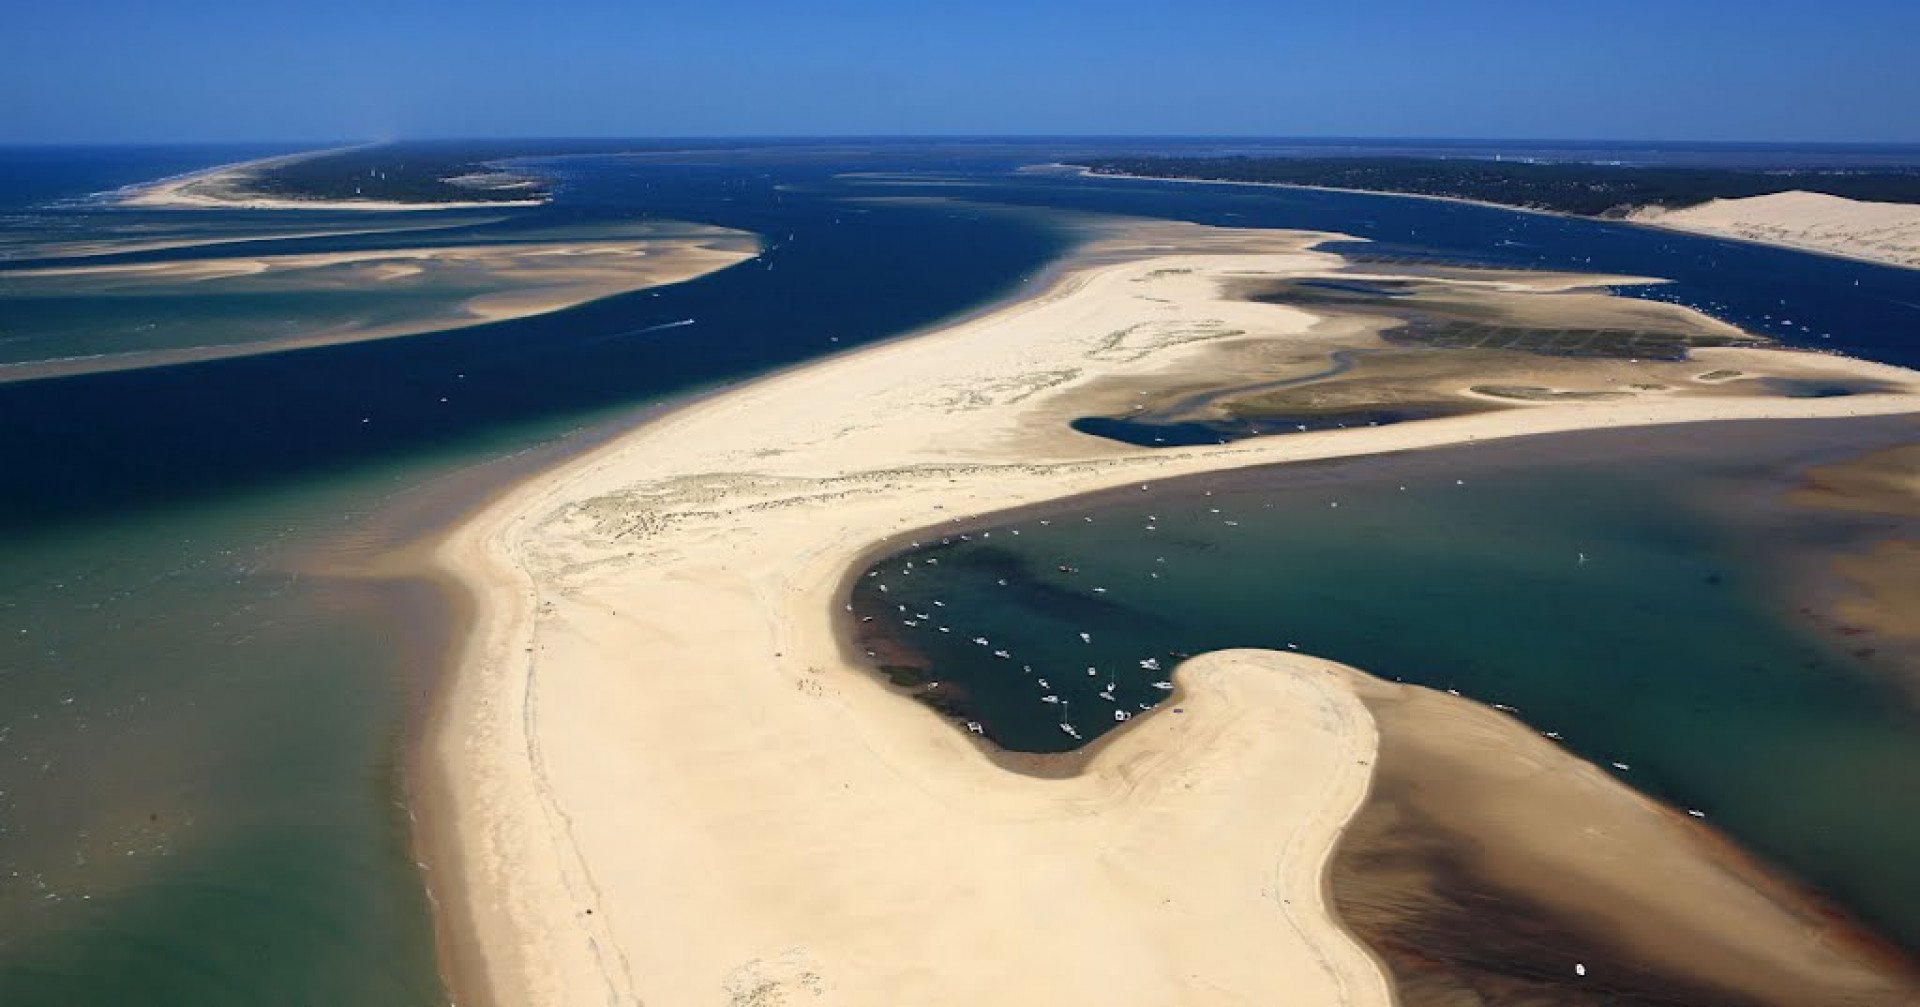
[429,221,1920,1006]
[1633,191,1920,269]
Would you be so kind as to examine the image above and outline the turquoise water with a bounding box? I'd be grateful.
[0,146,1070,1005]
[849,418,1920,953]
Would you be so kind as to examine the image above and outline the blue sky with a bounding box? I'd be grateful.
[5,0,1917,143]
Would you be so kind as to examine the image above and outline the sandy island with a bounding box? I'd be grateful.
[428,220,1920,1006]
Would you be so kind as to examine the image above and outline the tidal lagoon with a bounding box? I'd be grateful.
[848,416,1920,969]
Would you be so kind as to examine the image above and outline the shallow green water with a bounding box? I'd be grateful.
[0,440,548,1006]
[850,418,1920,953]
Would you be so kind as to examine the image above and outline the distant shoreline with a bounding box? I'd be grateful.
[115,145,548,212]
[1060,165,1920,271]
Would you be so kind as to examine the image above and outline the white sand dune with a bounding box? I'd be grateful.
[1633,191,1920,269]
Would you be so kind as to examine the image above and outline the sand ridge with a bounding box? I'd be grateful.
[428,220,1920,1006]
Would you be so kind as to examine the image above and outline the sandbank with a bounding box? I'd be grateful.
[1336,670,1920,1006]
[0,227,759,382]
[428,220,1920,1006]
[0,217,503,263]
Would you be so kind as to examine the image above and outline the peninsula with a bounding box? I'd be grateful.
[428,220,1920,1006]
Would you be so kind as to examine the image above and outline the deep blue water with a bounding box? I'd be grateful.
[4,141,1919,534]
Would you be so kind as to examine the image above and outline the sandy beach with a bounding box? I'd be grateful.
[1633,191,1920,270]
[428,220,1920,1006]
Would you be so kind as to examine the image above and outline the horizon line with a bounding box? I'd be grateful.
[9,133,1920,150]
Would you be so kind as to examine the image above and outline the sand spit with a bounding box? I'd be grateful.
[1333,674,1920,1006]
[430,221,1920,1006]
[116,146,545,212]
[0,227,759,382]
[1632,191,1920,270]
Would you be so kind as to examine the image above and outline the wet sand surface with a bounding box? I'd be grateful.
[1788,443,1920,700]
[1332,673,1920,1007]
